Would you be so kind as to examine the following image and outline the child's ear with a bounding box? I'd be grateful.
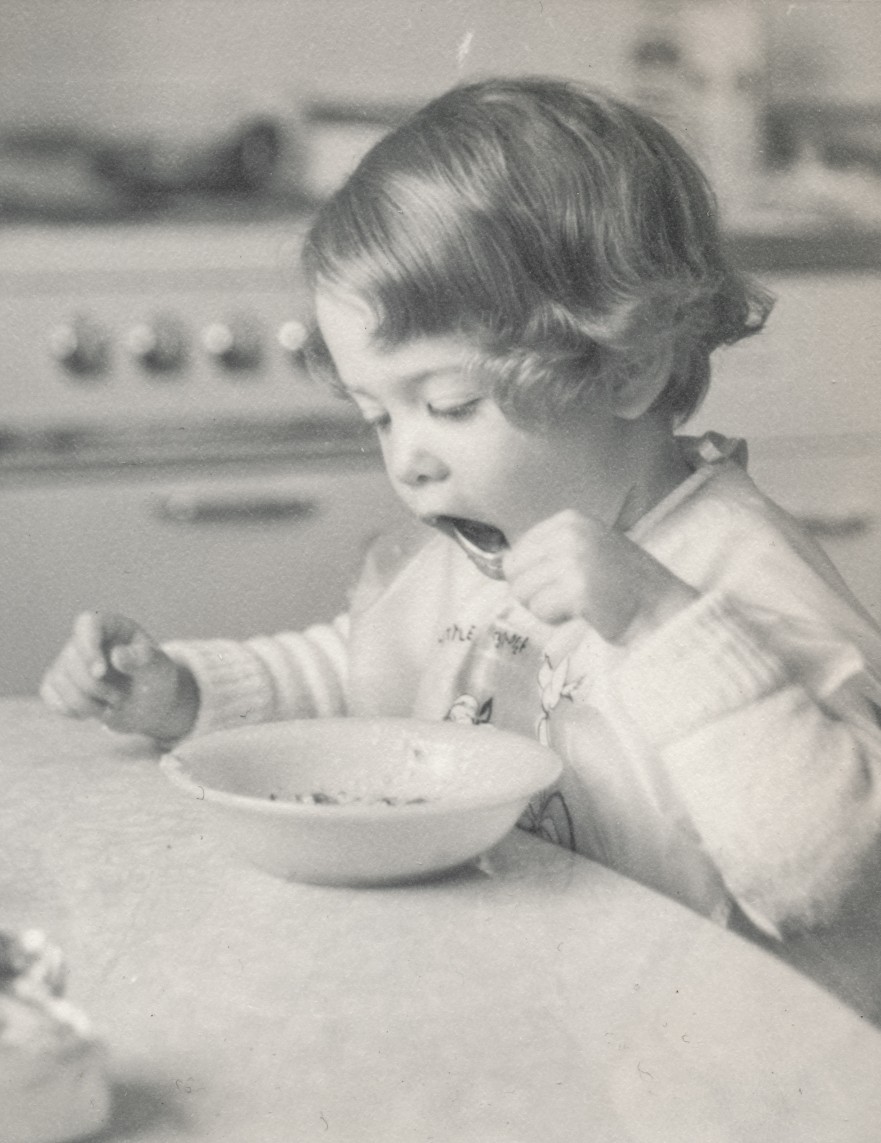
[605,361,671,421]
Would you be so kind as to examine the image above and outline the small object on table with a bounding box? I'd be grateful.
[0,928,110,1143]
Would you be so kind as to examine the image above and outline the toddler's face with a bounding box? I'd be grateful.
[315,289,629,545]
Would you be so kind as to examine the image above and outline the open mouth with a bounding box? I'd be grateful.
[429,516,509,580]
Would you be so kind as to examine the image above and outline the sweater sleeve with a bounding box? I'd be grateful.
[594,591,881,938]
[163,614,350,737]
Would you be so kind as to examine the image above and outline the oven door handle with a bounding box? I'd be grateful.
[793,510,873,540]
[154,491,318,525]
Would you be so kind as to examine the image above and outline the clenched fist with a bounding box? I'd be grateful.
[502,509,697,643]
[40,611,198,741]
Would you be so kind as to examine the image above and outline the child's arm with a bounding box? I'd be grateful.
[505,509,881,935]
[596,592,881,938]
[161,615,350,738]
[40,612,199,741]
[40,611,351,743]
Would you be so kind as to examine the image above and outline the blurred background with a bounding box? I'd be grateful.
[4,0,881,228]
[1,0,880,693]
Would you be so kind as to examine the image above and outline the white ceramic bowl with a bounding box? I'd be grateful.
[161,718,562,886]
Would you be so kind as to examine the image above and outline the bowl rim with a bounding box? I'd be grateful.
[159,718,562,819]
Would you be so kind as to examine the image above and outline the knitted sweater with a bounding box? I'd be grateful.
[165,437,881,937]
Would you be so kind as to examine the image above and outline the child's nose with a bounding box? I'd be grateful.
[386,429,448,486]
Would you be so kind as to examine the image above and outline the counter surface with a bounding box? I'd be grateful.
[2,698,880,1142]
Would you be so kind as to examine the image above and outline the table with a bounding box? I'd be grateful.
[2,698,880,1143]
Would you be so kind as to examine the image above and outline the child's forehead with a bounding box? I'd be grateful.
[314,286,375,343]
[314,288,474,390]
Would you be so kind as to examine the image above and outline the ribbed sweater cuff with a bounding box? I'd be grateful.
[163,639,275,737]
[612,594,787,749]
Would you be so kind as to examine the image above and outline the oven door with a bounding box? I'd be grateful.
[0,452,405,696]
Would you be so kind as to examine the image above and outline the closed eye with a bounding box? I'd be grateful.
[428,399,482,422]
[359,398,482,432]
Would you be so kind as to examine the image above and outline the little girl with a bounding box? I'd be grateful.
[41,77,881,941]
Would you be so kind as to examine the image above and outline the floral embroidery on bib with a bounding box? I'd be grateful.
[444,694,494,724]
[438,652,580,853]
[535,654,583,746]
[518,653,583,852]
[518,790,576,851]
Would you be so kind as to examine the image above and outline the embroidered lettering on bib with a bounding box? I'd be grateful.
[437,623,477,645]
[488,626,530,655]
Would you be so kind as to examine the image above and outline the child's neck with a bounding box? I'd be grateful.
[612,419,692,533]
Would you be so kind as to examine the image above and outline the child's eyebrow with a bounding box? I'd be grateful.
[343,366,471,399]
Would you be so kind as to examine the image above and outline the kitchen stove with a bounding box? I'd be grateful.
[0,219,405,695]
[0,219,342,442]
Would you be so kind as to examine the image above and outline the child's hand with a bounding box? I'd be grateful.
[502,509,698,644]
[39,611,198,741]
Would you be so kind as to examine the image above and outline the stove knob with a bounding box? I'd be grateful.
[202,316,262,372]
[48,315,109,378]
[278,319,308,353]
[126,316,187,374]
[277,319,310,370]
